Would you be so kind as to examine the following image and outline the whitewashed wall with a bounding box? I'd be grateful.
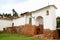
[31,6,56,30]
[13,17,26,26]
[0,19,12,30]
[26,15,31,24]
[32,9,45,26]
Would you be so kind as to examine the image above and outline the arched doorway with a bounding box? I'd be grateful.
[36,16,43,34]
[36,16,43,26]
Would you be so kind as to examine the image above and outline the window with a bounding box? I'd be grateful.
[46,10,49,15]
[29,18,32,24]
[12,23,14,27]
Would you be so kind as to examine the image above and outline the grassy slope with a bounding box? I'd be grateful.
[0,33,46,40]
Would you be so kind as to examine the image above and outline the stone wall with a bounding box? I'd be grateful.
[0,30,3,33]
[33,29,59,39]
[20,24,36,36]
[43,29,58,39]
[20,24,42,36]
[4,26,23,34]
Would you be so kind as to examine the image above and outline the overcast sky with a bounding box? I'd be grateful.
[0,0,60,16]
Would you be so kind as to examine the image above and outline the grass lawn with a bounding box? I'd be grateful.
[0,33,46,40]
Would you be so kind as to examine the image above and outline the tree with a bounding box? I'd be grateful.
[12,9,18,17]
[3,13,5,17]
[0,13,2,16]
[7,14,11,17]
[4,13,8,17]
[3,13,4,16]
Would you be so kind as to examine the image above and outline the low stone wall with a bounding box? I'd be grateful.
[43,29,58,39]
[20,24,36,36]
[20,24,42,36]
[33,29,59,39]
[4,26,24,34]
[0,30,3,33]
[4,24,42,36]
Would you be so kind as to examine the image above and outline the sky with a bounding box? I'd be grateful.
[0,0,60,17]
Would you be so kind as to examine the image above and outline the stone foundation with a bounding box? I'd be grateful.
[4,26,23,34]
[43,29,58,39]
[0,30,3,33]
[33,29,59,39]
[37,25,43,34]
[20,24,43,36]
[20,24,36,36]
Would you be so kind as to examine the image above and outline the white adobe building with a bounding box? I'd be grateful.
[0,18,12,30]
[0,5,57,31]
[13,5,57,30]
